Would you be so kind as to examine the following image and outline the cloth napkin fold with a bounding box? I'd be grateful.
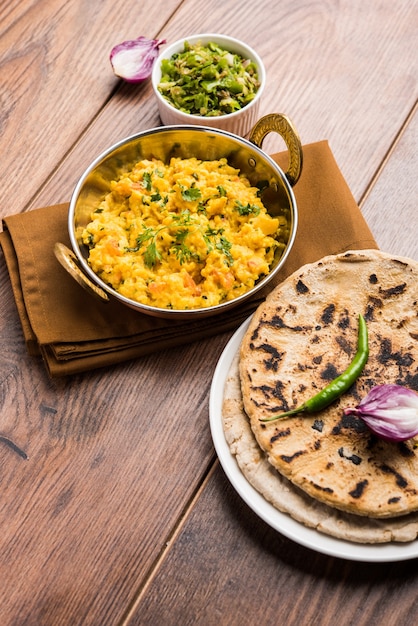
[0,141,377,377]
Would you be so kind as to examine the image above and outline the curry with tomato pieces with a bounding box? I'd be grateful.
[82,156,288,310]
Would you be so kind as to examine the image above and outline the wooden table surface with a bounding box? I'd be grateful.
[1,1,417,624]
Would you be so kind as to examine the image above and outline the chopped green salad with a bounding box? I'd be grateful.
[157,41,260,117]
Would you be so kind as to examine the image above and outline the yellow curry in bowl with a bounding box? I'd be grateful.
[81,156,289,311]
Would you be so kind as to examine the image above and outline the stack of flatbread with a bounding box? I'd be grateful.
[222,249,418,543]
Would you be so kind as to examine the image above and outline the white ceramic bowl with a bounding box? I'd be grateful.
[151,33,266,137]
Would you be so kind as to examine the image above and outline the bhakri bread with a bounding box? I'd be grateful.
[223,351,418,543]
[239,250,418,518]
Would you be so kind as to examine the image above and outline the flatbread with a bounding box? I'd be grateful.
[239,250,418,518]
[223,351,418,543]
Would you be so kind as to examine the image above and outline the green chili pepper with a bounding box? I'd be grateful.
[260,314,369,422]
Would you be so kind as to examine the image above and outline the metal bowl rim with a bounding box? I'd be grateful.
[68,124,298,317]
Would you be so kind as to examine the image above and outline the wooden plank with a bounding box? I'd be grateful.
[0,0,181,213]
[125,463,418,626]
[29,0,418,210]
[0,1,417,624]
[0,286,228,623]
[361,106,417,259]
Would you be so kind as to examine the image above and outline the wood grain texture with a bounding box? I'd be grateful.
[0,0,417,624]
[126,464,418,626]
[27,0,418,210]
[361,105,417,258]
[0,0,181,213]
[0,329,228,624]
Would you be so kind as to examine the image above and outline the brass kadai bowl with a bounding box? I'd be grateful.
[55,114,303,319]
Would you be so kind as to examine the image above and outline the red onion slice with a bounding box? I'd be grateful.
[110,36,166,83]
[344,384,418,442]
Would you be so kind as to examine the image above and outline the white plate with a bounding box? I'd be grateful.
[209,317,418,562]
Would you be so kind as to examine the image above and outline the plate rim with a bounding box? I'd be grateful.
[209,316,418,563]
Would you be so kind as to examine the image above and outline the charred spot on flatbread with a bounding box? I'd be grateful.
[239,249,418,518]
[222,350,418,543]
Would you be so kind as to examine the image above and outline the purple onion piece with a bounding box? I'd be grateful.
[344,384,418,442]
[110,36,166,83]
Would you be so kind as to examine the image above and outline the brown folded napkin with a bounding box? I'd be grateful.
[0,141,378,376]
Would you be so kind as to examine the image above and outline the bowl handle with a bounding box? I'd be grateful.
[54,242,109,302]
[249,113,303,186]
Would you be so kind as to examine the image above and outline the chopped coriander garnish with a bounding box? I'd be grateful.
[82,155,285,311]
[235,200,261,216]
[143,240,162,267]
[216,235,233,266]
[125,214,235,269]
[172,210,193,226]
[142,171,152,191]
[181,185,202,202]
[171,229,200,264]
